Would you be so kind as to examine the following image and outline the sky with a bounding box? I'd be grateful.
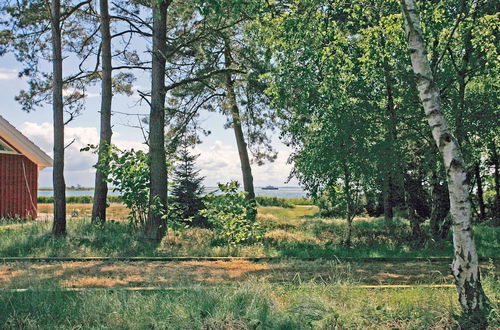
[0,54,299,188]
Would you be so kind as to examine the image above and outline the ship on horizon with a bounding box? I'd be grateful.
[261,185,279,190]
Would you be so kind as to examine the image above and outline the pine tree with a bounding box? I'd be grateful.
[171,146,207,227]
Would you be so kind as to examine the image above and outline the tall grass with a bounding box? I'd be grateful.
[1,279,498,328]
[1,214,498,258]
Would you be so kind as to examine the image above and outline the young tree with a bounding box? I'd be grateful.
[170,144,206,227]
[400,0,489,324]
[162,2,276,212]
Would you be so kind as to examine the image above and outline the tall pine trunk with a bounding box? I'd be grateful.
[144,0,168,240]
[223,39,255,202]
[91,0,113,224]
[401,0,488,324]
[50,0,66,236]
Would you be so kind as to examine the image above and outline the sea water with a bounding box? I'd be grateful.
[38,186,308,199]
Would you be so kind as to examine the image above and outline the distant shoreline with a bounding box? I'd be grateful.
[39,186,303,191]
[39,187,94,191]
[38,186,307,198]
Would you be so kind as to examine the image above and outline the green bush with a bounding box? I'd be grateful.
[201,181,262,247]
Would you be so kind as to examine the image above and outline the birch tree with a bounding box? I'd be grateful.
[400,0,489,324]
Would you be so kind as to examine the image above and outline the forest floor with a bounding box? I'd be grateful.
[1,203,499,328]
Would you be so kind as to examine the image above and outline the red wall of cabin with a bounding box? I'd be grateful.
[0,153,38,219]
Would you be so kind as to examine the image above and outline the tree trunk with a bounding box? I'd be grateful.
[91,0,113,224]
[342,169,353,246]
[382,58,406,219]
[401,0,488,324]
[50,0,66,236]
[382,180,393,221]
[474,163,485,221]
[144,0,168,240]
[430,170,451,239]
[404,174,428,240]
[493,145,500,218]
[223,39,255,202]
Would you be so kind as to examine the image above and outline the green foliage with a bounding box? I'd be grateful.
[255,196,294,208]
[201,181,261,247]
[314,185,367,219]
[170,146,207,227]
[83,145,152,229]
[314,186,345,218]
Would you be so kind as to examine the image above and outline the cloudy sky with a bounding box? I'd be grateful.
[0,55,298,188]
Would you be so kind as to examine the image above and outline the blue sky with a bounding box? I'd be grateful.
[0,53,298,188]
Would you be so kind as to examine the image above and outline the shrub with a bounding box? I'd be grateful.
[92,146,153,228]
[200,181,262,247]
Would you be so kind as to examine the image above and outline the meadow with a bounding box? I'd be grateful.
[2,203,498,259]
[1,202,499,328]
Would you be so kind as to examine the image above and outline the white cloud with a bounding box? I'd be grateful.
[0,68,18,80]
[19,122,297,188]
[20,122,146,187]
[193,140,296,187]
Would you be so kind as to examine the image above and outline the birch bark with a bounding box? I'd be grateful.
[401,0,488,323]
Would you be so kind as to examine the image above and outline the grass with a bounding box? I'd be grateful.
[1,204,499,258]
[0,275,498,329]
[1,204,499,328]
[4,258,494,289]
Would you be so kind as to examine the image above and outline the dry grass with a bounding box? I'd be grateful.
[0,260,497,289]
[38,203,130,220]
[264,229,322,246]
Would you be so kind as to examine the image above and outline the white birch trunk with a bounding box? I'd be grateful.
[400,0,488,323]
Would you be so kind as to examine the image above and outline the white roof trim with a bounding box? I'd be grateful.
[0,115,53,169]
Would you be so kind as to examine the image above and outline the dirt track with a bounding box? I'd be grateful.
[1,259,498,289]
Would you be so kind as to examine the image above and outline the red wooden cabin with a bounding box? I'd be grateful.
[0,116,53,219]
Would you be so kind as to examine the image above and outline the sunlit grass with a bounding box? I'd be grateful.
[0,277,498,329]
[1,204,499,258]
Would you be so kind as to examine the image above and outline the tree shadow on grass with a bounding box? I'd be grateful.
[0,220,161,258]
